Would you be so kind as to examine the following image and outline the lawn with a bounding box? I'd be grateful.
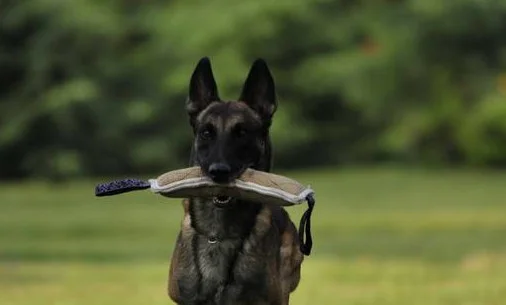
[1,167,506,305]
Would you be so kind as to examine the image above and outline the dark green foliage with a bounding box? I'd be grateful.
[1,0,506,178]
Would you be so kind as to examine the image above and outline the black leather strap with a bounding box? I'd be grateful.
[298,194,315,256]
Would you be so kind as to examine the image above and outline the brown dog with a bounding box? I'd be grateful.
[167,58,305,305]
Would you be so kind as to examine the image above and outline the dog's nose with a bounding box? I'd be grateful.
[208,162,232,183]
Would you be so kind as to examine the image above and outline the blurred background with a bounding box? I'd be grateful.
[1,1,506,304]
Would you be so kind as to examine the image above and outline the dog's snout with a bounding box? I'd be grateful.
[208,162,232,183]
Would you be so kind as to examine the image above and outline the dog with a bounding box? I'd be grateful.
[167,57,305,305]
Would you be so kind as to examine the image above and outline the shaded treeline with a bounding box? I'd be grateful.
[1,0,506,179]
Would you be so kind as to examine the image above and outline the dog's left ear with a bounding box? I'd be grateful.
[239,59,277,121]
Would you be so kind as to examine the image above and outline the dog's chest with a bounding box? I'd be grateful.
[196,234,242,284]
[194,233,272,303]
[187,201,276,302]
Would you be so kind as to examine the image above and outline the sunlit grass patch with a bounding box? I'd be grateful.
[1,167,506,304]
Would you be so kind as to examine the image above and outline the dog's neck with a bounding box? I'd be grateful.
[188,197,262,242]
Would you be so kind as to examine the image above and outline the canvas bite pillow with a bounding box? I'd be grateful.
[94,167,315,255]
[153,167,314,206]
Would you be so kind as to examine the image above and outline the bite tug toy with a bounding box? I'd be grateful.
[95,167,315,255]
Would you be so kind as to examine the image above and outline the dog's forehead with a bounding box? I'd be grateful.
[197,101,262,128]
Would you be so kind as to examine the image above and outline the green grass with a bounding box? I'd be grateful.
[1,167,506,304]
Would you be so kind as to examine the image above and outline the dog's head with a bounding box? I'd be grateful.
[186,57,277,184]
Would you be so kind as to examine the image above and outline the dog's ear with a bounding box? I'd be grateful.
[186,57,220,127]
[239,59,277,121]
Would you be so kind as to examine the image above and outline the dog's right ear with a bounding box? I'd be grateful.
[186,57,220,127]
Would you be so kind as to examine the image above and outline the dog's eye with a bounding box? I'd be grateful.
[200,128,214,140]
[234,126,248,138]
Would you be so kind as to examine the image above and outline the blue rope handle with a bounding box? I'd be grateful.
[95,178,150,197]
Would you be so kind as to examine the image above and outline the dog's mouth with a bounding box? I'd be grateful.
[212,195,232,207]
[201,164,252,207]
